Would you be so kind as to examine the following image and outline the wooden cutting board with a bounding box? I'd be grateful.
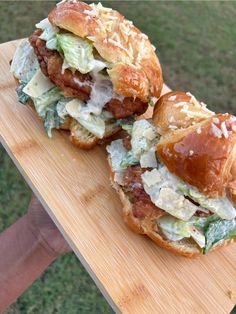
[0,40,235,314]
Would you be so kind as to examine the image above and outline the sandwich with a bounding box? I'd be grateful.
[107,91,236,257]
[10,1,163,149]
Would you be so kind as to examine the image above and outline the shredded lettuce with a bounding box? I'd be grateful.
[113,119,159,170]
[16,81,30,105]
[157,215,206,248]
[204,219,236,253]
[35,18,52,30]
[100,110,114,121]
[120,151,139,169]
[10,39,39,82]
[107,139,127,172]
[131,120,159,160]
[142,165,236,222]
[56,33,94,74]
[190,215,219,230]
[155,187,198,221]
[33,87,63,118]
[44,105,61,138]
[36,18,59,50]
[65,99,105,138]
[76,114,105,138]
[121,124,133,135]
[46,36,58,51]
[157,212,236,252]
[56,98,71,120]
[178,184,236,220]
[45,97,72,137]
[157,215,191,241]
[56,34,114,117]
[140,147,158,168]
[64,99,116,138]
[118,118,135,135]
[141,167,198,221]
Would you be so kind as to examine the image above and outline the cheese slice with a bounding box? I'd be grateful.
[65,99,106,138]
[140,147,158,168]
[155,188,198,221]
[23,69,55,98]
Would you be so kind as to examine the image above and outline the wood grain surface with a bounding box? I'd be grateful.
[0,40,235,314]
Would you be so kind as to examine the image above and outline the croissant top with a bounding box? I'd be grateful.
[153,91,236,198]
[48,1,163,102]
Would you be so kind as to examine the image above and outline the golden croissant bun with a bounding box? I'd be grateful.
[227,152,236,204]
[152,91,214,135]
[153,91,236,200]
[49,1,163,102]
[107,90,236,257]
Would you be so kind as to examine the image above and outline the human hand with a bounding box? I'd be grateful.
[26,194,71,257]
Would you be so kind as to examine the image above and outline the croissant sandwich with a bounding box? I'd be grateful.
[107,91,236,257]
[10,1,163,149]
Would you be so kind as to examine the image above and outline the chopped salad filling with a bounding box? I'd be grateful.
[107,119,236,253]
[11,12,148,139]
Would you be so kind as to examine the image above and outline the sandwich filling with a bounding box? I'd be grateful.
[11,6,149,140]
[107,119,236,253]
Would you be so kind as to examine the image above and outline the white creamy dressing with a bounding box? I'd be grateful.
[79,59,124,117]
[141,167,199,221]
[36,18,59,50]
[131,120,158,160]
[34,18,124,118]
[141,166,236,221]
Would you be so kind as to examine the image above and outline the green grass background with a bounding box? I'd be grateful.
[0,1,235,313]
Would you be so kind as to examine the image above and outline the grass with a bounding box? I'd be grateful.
[0,1,235,313]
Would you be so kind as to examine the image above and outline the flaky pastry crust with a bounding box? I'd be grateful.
[154,92,236,198]
[153,91,214,135]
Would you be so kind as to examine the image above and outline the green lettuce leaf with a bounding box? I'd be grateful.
[131,119,159,160]
[35,18,52,30]
[157,215,206,248]
[16,81,30,105]
[204,219,236,253]
[65,99,105,138]
[190,215,219,230]
[33,87,63,118]
[46,37,58,51]
[157,215,191,241]
[56,33,94,74]
[107,139,127,172]
[118,118,135,135]
[100,110,115,122]
[36,18,59,50]
[141,167,198,221]
[76,114,105,138]
[56,98,71,120]
[10,39,39,82]
[140,147,158,168]
[120,151,139,169]
[44,105,61,138]
[178,183,236,220]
